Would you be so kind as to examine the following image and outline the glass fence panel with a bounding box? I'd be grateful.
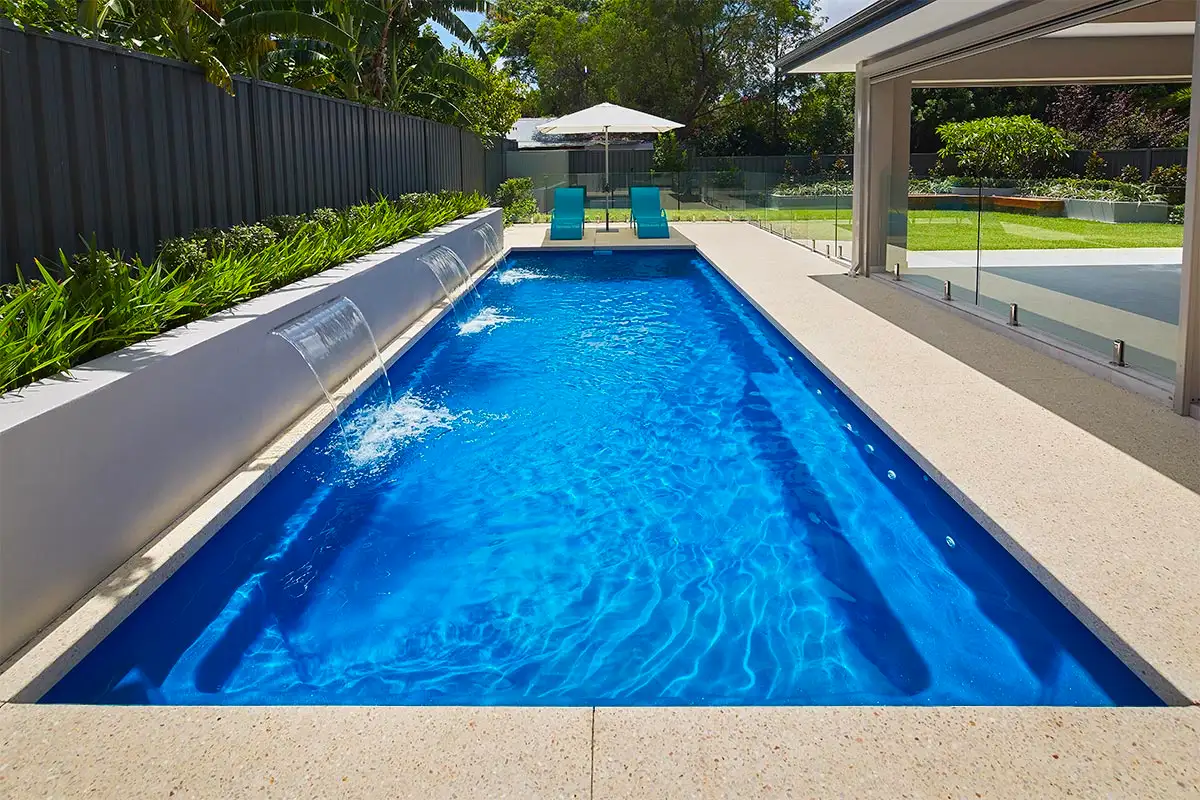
[833,174,853,264]
[975,177,1182,381]
[904,179,980,300]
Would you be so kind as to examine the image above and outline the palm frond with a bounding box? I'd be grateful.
[223,10,357,51]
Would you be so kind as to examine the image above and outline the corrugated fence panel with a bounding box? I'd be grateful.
[461,133,486,194]
[0,22,490,281]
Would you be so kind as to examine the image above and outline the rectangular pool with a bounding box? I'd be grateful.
[45,249,1159,706]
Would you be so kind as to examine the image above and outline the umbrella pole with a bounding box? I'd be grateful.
[604,127,611,233]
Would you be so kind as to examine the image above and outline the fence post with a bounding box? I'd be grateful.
[459,127,465,191]
[1145,148,1153,181]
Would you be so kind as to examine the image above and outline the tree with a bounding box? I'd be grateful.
[787,72,853,154]
[491,0,815,126]
[429,48,527,138]
[1048,85,1187,150]
[936,115,1069,179]
[0,0,497,120]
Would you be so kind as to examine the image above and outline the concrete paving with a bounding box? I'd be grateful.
[3,222,1199,798]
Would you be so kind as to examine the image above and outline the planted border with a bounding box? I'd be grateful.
[0,192,487,395]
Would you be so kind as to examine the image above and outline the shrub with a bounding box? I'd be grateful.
[771,179,852,196]
[157,236,208,277]
[1026,178,1163,203]
[713,165,742,188]
[1117,164,1143,184]
[491,178,537,225]
[1082,151,1107,179]
[943,176,1024,189]
[263,214,308,238]
[936,115,1069,179]
[1150,164,1187,205]
[0,192,487,394]
[218,223,277,254]
[1169,204,1186,224]
[651,131,689,174]
[806,150,824,176]
[307,207,342,229]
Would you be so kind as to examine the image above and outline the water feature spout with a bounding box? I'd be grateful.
[272,296,392,438]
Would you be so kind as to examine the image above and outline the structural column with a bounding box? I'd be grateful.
[851,71,911,277]
[1174,6,1200,416]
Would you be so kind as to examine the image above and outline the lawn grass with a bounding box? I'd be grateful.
[906,210,1184,250]
[524,207,1185,250]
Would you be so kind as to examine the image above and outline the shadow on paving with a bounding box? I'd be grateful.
[810,273,1200,497]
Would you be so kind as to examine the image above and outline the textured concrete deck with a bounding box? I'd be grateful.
[3,222,1199,798]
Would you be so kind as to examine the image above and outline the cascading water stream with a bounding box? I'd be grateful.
[420,246,481,319]
[272,296,392,440]
[475,224,502,266]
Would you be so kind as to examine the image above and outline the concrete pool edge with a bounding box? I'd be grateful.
[0,254,502,704]
[1,704,1196,797]
[2,225,1199,797]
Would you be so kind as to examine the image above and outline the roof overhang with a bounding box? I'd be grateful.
[777,0,1014,73]
[778,0,1195,86]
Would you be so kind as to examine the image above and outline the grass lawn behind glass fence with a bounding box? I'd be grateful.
[533,208,1184,250]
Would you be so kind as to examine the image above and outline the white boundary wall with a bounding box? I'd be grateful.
[0,208,502,661]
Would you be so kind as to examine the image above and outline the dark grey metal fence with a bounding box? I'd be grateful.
[0,21,493,282]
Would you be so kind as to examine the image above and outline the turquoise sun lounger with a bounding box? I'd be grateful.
[550,187,585,240]
[630,187,669,239]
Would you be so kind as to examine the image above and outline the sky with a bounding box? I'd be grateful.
[436,1,871,48]
[819,0,872,27]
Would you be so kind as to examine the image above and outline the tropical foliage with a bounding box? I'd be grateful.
[0,192,486,394]
[936,116,1070,179]
[0,0,522,137]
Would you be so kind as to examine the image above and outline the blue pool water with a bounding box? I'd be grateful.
[46,250,1159,706]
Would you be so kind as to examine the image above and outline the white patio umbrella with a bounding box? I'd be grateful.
[537,103,683,232]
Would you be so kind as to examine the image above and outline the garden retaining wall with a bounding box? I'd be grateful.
[1063,198,1170,223]
[0,208,502,662]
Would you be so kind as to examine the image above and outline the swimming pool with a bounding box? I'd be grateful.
[45,249,1159,706]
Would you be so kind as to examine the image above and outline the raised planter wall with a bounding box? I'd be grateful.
[0,208,502,661]
[767,194,841,210]
[1063,198,1169,223]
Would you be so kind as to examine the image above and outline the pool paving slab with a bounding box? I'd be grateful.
[3,223,1200,798]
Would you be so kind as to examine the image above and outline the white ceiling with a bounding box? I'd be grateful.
[1044,20,1195,37]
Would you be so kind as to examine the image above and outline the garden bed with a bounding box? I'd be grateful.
[767,194,841,210]
[0,207,502,662]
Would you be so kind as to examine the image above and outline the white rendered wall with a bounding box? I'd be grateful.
[0,209,502,661]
